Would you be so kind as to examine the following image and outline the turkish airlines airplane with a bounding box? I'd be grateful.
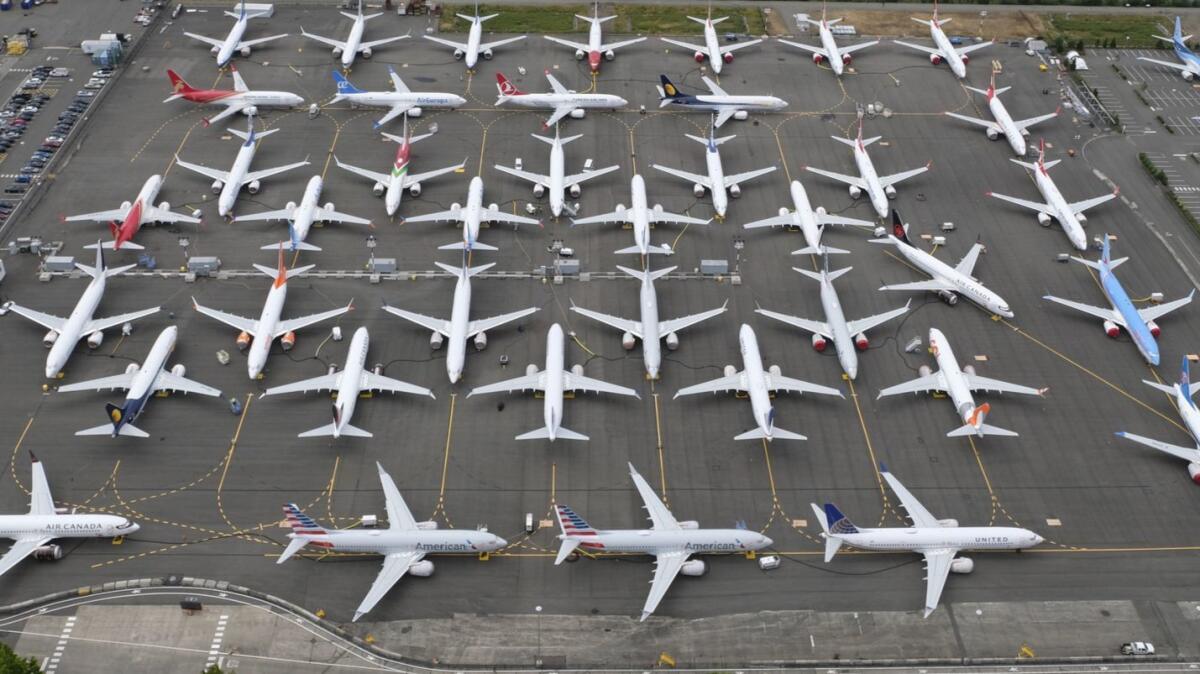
[165,67,304,128]
[234,175,371,252]
[335,117,465,218]
[301,0,410,70]
[944,72,1058,157]
[64,174,199,251]
[805,118,930,220]
[494,124,620,218]
[495,71,627,129]
[403,176,539,252]
[779,8,878,77]
[659,8,762,74]
[571,175,709,258]
[651,119,776,219]
[742,179,874,255]
[331,68,466,129]
[543,3,646,73]
[894,3,991,79]
[184,1,288,69]
[422,6,525,70]
[1117,357,1200,483]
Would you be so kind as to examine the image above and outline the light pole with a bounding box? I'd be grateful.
[535,605,543,667]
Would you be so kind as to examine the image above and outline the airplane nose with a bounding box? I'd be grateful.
[448,370,461,384]
[494,536,508,548]
[762,535,774,547]
[1032,534,1044,545]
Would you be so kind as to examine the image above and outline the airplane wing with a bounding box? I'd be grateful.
[360,35,411,51]
[64,207,128,223]
[173,157,230,184]
[544,35,589,52]
[30,458,55,516]
[893,40,942,56]
[397,209,462,225]
[818,212,876,229]
[57,372,137,393]
[805,166,866,189]
[954,242,985,277]
[388,69,411,94]
[1138,290,1195,323]
[1138,56,1191,73]
[877,371,948,398]
[674,372,746,397]
[233,208,294,224]
[879,279,955,293]
[184,32,225,49]
[0,538,51,580]
[840,40,880,55]
[720,38,763,54]
[544,104,576,129]
[494,164,550,188]
[243,161,311,187]
[84,307,161,335]
[647,208,711,227]
[963,373,1043,396]
[403,161,467,190]
[601,37,647,52]
[661,37,707,53]
[742,213,793,229]
[569,304,641,338]
[300,30,347,50]
[423,34,469,52]
[571,209,630,226]
[881,470,940,527]
[6,304,66,332]
[353,551,423,622]
[629,462,680,530]
[878,165,930,189]
[1042,295,1123,326]
[262,372,341,396]
[723,166,777,188]
[653,164,711,189]
[1012,110,1060,132]
[360,371,434,397]
[468,371,544,396]
[544,72,569,95]
[765,373,844,397]
[920,549,956,618]
[845,302,911,337]
[1116,430,1200,463]
[564,164,620,187]
[274,304,352,338]
[564,372,639,398]
[641,551,688,621]
[142,206,201,225]
[754,307,831,339]
[203,101,248,127]
[154,370,222,396]
[483,209,540,227]
[237,34,289,50]
[701,76,729,97]
[657,304,728,339]
[944,111,1000,135]
[1068,192,1118,215]
[374,103,415,128]
[193,300,258,335]
[313,206,371,226]
[479,35,526,52]
[336,158,390,186]
[466,307,540,338]
[955,41,993,56]
[378,462,418,530]
[777,39,827,57]
[988,191,1049,213]
[713,107,738,129]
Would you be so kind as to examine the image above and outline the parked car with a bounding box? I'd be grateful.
[3,185,28,194]
[49,68,71,78]
[75,90,96,97]
[1121,642,1155,656]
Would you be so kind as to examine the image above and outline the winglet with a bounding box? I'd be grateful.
[28,451,38,463]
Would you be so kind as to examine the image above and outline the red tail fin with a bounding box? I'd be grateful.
[987,70,996,99]
[108,221,120,239]
[495,72,522,96]
[166,69,194,94]
[274,244,287,289]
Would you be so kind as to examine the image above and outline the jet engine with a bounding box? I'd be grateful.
[680,560,708,576]
[574,49,585,60]
[157,201,171,213]
[332,47,344,58]
[938,518,959,528]
[678,520,699,529]
[812,52,825,64]
[841,53,853,65]
[769,364,782,377]
[1189,462,1200,484]
[171,364,186,377]
[125,363,140,375]
[724,364,737,377]
[884,184,897,199]
[474,331,488,351]
[240,46,252,57]
[723,52,734,64]
[323,202,335,214]
[571,364,584,377]
[621,331,636,350]
[533,183,546,199]
[1103,320,1120,338]
[42,330,58,347]
[1076,212,1087,224]
[694,51,707,62]
[482,48,494,60]
[526,363,539,376]
[693,183,706,198]
[569,108,586,119]
[280,331,296,351]
[33,545,63,561]
[950,557,974,574]
[918,364,932,378]
[1185,70,1197,82]
[210,46,221,55]
[87,331,104,349]
[408,560,435,576]
[779,206,791,218]
[961,55,970,65]
[730,183,742,198]
[1037,212,1052,226]
[604,50,615,61]
[665,331,679,351]
[237,331,251,350]
[937,290,958,306]
[211,180,224,194]
[247,180,262,195]
[430,331,444,349]
[848,185,862,200]
[409,182,422,197]
[986,127,1000,141]
[243,105,258,117]
[929,53,942,65]
[362,47,373,59]
[416,521,439,530]
[855,332,869,351]
[280,201,296,213]
[569,183,581,198]
[615,204,627,219]
[373,182,386,196]
[1148,320,1161,337]
[733,110,749,121]
[408,107,423,118]
[812,334,827,351]
[453,49,465,60]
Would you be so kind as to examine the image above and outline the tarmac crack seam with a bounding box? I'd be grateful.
[430,393,457,526]
[844,377,903,526]
[652,393,667,503]
[215,393,255,535]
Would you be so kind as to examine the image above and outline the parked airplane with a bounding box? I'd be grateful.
[755,263,910,380]
[742,180,875,255]
[278,462,507,622]
[184,1,288,68]
[812,465,1042,617]
[1117,357,1200,483]
[468,323,639,441]
[263,327,433,438]
[0,453,139,579]
[402,176,538,251]
[301,0,410,70]
[571,265,726,379]
[331,68,466,129]
[1138,17,1200,81]
[495,71,627,129]
[656,74,787,128]
[234,175,371,252]
[675,324,842,441]
[6,246,159,379]
[554,462,772,621]
[1043,236,1192,366]
[335,118,465,219]
[659,8,762,74]
[651,118,776,219]
[944,73,1058,157]
[192,247,353,379]
[778,8,878,77]
[64,174,200,252]
[570,175,709,258]
[871,212,1013,318]
[174,117,309,219]
[422,6,526,70]
[543,3,646,72]
[878,327,1045,437]
[383,258,539,383]
[893,4,991,79]
[987,140,1117,251]
[494,124,620,218]
[165,67,305,128]
[59,326,220,438]
[805,118,930,220]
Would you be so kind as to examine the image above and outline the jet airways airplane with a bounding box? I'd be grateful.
[878,327,1045,437]
[894,4,991,79]
[64,174,199,252]
[1138,17,1200,81]
[987,140,1117,251]
[59,326,220,438]
[165,67,304,129]
[336,118,465,219]
[675,324,843,441]
[742,179,875,255]
[543,3,646,73]
[263,327,433,438]
[494,124,620,218]
[652,119,776,219]
[301,0,409,70]
[384,258,539,383]
[1043,236,1192,366]
[656,74,788,128]
[192,247,353,379]
[779,8,878,77]
[403,176,539,252]
[331,68,467,129]
[554,462,772,621]
[756,263,909,380]
[0,454,139,579]
[6,246,159,379]
[234,175,371,252]
[945,73,1058,157]
[813,465,1042,617]
[495,71,627,129]
[1117,357,1200,483]
[570,175,709,258]
[570,265,726,379]
[174,117,309,219]
[871,211,1013,318]
[659,9,763,74]
[423,6,526,71]
[468,323,639,441]
[805,118,930,220]
[184,1,288,69]
[278,462,506,622]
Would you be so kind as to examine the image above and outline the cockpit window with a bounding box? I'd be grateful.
[116,521,135,530]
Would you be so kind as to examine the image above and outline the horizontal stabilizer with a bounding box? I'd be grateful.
[516,426,589,441]
[298,423,373,438]
[947,422,1018,438]
[792,245,849,256]
[616,244,672,255]
[438,241,499,252]
[84,241,145,251]
[734,426,807,441]
[76,423,149,438]
[555,537,582,565]
[262,241,321,252]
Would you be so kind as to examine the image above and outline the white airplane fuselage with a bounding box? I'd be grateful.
[0,514,137,540]
[290,176,326,243]
[987,95,1026,156]
[216,17,250,67]
[338,90,467,111]
[638,272,664,380]
[930,21,967,78]
[542,324,567,440]
[446,269,474,383]
[703,142,729,217]
[629,175,653,255]
[248,280,288,379]
[1034,165,1088,250]
[835,525,1041,552]
[459,176,486,249]
[465,18,484,69]
[134,174,164,221]
[738,325,777,440]
[888,238,1013,317]
[819,278,859,380]
[332,327,371,438]
[547,136,567,217]
[701,20,724,73]
[854,141,889,219]
[674,95,786,115]
[928,328,977,426]
[503,92,627,115]
[788,181,825,251]
[123,326,178,414]
[569,527,770,554]
[218,139,258,217]
[819,23,847,76]
[299,528,505,554]
[340,15,367,68]
[46,273,108,379]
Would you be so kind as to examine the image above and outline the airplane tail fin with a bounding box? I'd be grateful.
[279,503,328,560]
[437,240,500,252]
[555,504,597,564]
[948,403,1019,437]
[77,403,149,438]
[658,74,686,101]
[1181,355,1193,395]
[332,70,364,96]
[616,264,675,283]
[251,245,312,285]
[792,244,849,256]
[516,426,589,441]
[886,210,913,246]
[75,243,110,279]
[817,502,854,561]
[495,72,524,97]
[166,69,196,99]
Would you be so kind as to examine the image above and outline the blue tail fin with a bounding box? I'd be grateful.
[1176,16,1184,42]
[1101,234,1112,267]
[332,71,363,95]
[659,74,685,99]
[1182,355,1192,390]
[824,503,859,535]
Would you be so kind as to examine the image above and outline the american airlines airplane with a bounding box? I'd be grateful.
[742,180,875,255]
[944,73,1059,157]
[422,6,526,71]
[165,67,304,128]
[383,258,539,383]
[192,247,353,379]
[6,246,159,379]
[871,212,1013,318]
[335,118,465,219]
[805,118,930,220]
[570,175,709,257]
[59,326,220,438]
[494,124,620,218]
[812,465,1042,617]
[0,454,139,579]
[1138,17,1200,81]
[675,324,843,441]
[301,0,410,70]
[878,327,1045,438]
[174,117,309,219]
[570,265,726,379]
[234,175,371,252]
[495,71,627,129]
[987,140,1118,251]
[1117,357,1200,483]
[263,327,433,438]
[893,4,991,79]
[184,1,288,69]
[1042,236,1192,366]
[656,74,787,128]
[554,462,772,621]
[659,8,763,74]
[331,68,467,129]
[778,9,878,77]
[651,119,776,219]
[403,176,539,252]
[64,174,200,252]
[278,462,506,622]
[755,263,910,380]
[467,323,639,441]
[543,3,646,73]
